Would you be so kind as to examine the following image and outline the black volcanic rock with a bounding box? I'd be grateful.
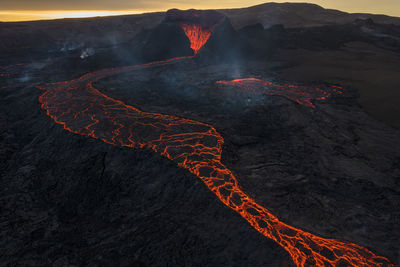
[2,2,400,64]
[196,18,245,63]
[90,58,400,265]
[137,9,228,62]
[265,24,286,35]
[87,9,228,66]
[57,18,194,71]
[238,23,265,37]
[0,79,294,267]
[353,18,376,27]
[138,22,193,61]
[282,19,400,51]
[197,19,282,63]
[164,9,225,30]
[221,2,400,28]
[1,4,400,266]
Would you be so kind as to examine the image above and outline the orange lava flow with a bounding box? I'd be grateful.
[37,61,394,267]
[180,24,212,54]
[216,78,344,108]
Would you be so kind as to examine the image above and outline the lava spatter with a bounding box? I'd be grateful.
[164,9,223,55]
[37,26,394,267]
[180,24,212,54]
[216,78,344,108]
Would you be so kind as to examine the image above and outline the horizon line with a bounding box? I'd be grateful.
[1,2,399,23]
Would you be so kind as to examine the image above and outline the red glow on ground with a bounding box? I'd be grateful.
[0,63,25,78]
[37,58,394,266]
[216,78,344,108]
[180,24,212,54]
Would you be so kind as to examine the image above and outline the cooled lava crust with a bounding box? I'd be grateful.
[164,9,225,31]
[36,9,396,267]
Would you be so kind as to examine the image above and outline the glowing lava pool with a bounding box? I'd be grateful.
[216,78,344,108]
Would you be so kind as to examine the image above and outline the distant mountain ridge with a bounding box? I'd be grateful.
[2,2,399,27]
[221,2,400,28]
[1,2,400,62]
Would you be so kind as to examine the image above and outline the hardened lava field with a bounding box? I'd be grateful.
[1,5,400,267]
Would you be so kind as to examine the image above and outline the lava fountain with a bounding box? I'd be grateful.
[165,9,224,55]
[180,24,212,54]
[37,10,395,267]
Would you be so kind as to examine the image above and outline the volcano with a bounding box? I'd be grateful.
[165,9,225,54]
[180,24,212,54]
[1,5,400,267]
[33,9,396,267]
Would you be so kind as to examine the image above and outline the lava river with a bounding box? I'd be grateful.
[37,24,395,267]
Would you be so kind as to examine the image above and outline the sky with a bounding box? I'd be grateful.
[1,0,400,22]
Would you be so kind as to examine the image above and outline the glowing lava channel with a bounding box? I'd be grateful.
[180,24,212,54]
[216,78,344,108]
[37,29,394,267]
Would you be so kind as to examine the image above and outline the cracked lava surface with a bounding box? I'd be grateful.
[36,24,394,267]
[216,78,344,108]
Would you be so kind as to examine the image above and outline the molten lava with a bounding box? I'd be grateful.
[36,26,394,267]
[165,9,224,55]
[180,24,212,54]
[38,62,394,267]
[216,78,344,108]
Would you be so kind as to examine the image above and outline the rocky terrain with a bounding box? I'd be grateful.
[0,81,292,266]
[1,4,400,266]
[221,3,400,28]
[2,2,400,62]
[92,58,400,265]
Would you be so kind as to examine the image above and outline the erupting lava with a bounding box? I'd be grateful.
[217,78,343,108]
[36,22,394,267]
[165,9,223,55]
[180,24,212,54]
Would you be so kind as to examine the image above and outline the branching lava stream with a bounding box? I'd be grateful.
[37,24,394,267]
